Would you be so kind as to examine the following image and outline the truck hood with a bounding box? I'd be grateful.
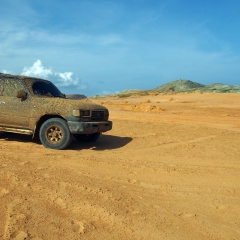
[31,97,108,117]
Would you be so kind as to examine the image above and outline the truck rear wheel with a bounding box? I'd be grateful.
[74,132,100,142]
[39,118,72,149]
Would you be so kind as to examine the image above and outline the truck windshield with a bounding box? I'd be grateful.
[32,81,65,98]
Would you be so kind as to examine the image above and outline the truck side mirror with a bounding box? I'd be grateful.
[16,90,27,99]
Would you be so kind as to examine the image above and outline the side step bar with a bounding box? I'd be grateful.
[0,127,33,135]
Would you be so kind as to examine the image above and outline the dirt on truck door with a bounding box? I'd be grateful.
[0,78,30,128]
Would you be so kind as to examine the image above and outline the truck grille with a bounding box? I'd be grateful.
[91,111,104,121]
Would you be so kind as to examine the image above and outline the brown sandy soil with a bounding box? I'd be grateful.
[0,93,240,240]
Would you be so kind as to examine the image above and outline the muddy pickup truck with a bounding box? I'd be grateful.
[0,73,112,149]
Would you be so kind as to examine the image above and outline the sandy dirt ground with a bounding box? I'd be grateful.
[0,93,240,240]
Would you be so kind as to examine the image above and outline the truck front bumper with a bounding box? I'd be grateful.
[67,121,112,134]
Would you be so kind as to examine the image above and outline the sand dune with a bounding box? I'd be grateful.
[0,93,239,239]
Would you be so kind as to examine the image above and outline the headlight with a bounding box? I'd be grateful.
[72,109,90,117]
[72,109,80,116]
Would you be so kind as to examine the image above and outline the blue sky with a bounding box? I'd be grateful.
[1,0,240,96]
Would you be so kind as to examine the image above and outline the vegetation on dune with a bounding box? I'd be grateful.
[88,79,240,98]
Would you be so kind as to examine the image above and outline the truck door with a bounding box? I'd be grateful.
[0,78,30,128]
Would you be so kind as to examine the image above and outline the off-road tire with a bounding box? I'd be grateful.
[39,118,72,150]
[74,132,100,142]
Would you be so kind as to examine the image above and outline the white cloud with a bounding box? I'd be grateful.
[1,70,11,74]
[21,60,86,89]
[56,72,79,87]
[22,59,52,79]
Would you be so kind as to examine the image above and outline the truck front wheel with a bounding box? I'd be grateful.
[39,118,72,150]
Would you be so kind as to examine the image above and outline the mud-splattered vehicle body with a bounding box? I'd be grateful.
[0,73,112,149]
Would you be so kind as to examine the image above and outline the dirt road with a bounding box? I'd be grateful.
[0,93,239,240]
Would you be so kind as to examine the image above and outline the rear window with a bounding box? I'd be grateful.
[1,78,24,97]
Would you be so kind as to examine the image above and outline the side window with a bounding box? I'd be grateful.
[0,79,4,96]
[3,78,25,97]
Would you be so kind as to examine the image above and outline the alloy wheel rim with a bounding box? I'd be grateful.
[45,126,63,144]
